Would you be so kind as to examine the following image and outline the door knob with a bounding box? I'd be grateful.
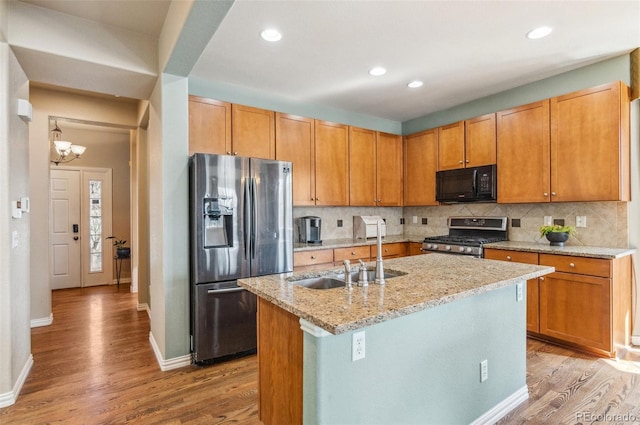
[73,236,79,241]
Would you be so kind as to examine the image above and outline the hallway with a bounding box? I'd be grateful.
[0,285,260,424]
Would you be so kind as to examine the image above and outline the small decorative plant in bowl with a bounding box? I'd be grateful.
[106,236,130,258]
[539,225,577,247]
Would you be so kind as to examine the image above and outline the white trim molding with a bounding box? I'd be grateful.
[0,354,33,408]
[632,336,640,346]
[300,318,332,337]
[149,331,191,371]
[137,303,150,319]
[30,313,53,328]
[470,385,529,425]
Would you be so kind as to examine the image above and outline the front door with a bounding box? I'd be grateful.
[49,168,113,288]
[50,169,81,289]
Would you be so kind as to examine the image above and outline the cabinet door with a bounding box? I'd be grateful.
[232,104,275,159]
[370,242,407,259]
[437,121,465,170]
[404,129,438,206]
[497,100,550,203]
[334,246,370,263]
[376,132,403,206]
[349,127,377,206]
[550,81,630,202]
[276,113,315,206]
[539,272,611,351]
[408,242,427,256]
[484,249,540,332]
[315,121,349,206]
[465,113,496,167]
[188,96,231,156]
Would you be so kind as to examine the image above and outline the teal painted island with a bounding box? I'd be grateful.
[239,253,554,425]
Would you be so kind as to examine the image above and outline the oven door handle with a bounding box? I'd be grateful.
[207,287,245,295]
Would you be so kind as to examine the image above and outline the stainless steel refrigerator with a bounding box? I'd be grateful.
[189,153,293,363]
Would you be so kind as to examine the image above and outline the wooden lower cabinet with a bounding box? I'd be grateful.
[293,249,334,271]
[334,245,371,265]
[257,298,303,425]
[369,242,406,259]
[484,248,632,357]
[408,242,427,256]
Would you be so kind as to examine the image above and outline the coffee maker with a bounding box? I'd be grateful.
[298,216,322,244]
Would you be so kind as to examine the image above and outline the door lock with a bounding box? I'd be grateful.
[73,236,79,241]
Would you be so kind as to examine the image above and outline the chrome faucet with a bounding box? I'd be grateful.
[358,259,369,287]
[375,219,385,285]
[343,260,353,290]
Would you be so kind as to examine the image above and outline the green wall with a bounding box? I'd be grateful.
[303,283,527,424]
[403,54,631,134]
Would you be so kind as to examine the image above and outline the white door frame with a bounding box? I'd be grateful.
[49,165,113,287]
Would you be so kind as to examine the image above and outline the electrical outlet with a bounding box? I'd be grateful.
[516,282,524,302]
[512,218,521,228]
[554,218,565,226]
[352,331,366,361]
[480,360,488,382]
[576,216,587,228]
[421,218,428,225]
[543,216,553,226]
[400,217,405,225]
[337,219,343,227]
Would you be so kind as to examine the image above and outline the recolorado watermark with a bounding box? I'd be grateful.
[576,412,639,422]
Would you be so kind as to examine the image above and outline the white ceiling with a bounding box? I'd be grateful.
[16,0,640,123]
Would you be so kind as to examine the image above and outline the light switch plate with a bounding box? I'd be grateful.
[543,216,553,226]
[576,216,587,228]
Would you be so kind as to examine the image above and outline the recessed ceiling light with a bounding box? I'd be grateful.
[408,81,423,88]
[369,67,386,77]
[261,29,282,42]
[526,26,552,40]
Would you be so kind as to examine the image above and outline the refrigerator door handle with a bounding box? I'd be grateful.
[243,178,251,260]
[250,177,257,260]
[207,287,245,295]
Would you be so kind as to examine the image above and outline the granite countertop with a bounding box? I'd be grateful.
[238,254,553,335]
[484,241,636,259]
[294,235,422,251]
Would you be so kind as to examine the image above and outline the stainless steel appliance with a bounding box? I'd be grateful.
[298,216,322,244]
[436,164,497,203]
[422,216,508,258]
[189,153,293,363]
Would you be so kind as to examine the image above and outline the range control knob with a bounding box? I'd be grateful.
[445,245,451,251]
[431,244,438,250]
[466,247,473,253]
[458,246,465,252]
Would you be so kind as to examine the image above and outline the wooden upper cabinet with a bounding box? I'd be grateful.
[314,120,349,206]
[349,127,377,206]
[550,81,630,202]
[464,113,496,167]
[275,113,315,206]
[404,128,438,206]
[188,96,231,156]
[497,100,551,204]
[231,104,275,159]
[376,132,403,206]
[437,121,465,170]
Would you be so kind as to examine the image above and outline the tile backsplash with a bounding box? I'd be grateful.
[296,201,628,248]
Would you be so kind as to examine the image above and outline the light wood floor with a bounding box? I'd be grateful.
[1,285,639,424]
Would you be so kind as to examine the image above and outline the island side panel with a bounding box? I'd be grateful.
[257,297,303,425]
[303,283,527,425]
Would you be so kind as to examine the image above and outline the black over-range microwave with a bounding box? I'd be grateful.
[435,164,497,203]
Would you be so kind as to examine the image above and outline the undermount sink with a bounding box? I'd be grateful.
[291,269,407,290]
[291,276,346,290]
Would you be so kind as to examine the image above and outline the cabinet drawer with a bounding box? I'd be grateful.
[484,249,538,265]
[334,246,370,262]
[370,242,406,258]
[539,254,611,278]
[294,249,333,267]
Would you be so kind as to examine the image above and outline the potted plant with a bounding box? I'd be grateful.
[106,236,130,258]
[539,224,577,247]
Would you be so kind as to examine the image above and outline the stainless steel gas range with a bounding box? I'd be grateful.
[421,216,508,258]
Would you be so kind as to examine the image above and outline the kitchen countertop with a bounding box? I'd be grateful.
[484,241,636,259]
[294,235,422,251]
[238,253,553,335]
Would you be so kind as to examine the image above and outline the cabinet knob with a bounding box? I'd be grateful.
[351,251,356,255]
[311,255,316,259]
[226,151,231,155]
[551,192,556,196]
[384,248,389,252]
[315,198,319,201]
[465,160,470,163]
[506,255,512,261]
[543,192,548,197]
[459,160,463,164]
[540,277,545,281]
[234,152,238,156]
[569,262,575,268]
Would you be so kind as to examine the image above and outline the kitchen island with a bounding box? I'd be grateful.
[239,254,553,425]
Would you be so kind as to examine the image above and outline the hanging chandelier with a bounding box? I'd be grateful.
[50,120,86,166]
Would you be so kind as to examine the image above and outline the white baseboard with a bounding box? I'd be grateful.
[30,313,53,328]
[0,354,33,408]
[470,385,529,425]
[137,303,150,319]
[632,335,640,346]
[149,331,192,371]
[111,278,132,285]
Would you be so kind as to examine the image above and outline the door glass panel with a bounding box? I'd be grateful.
[89,180,102,273]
